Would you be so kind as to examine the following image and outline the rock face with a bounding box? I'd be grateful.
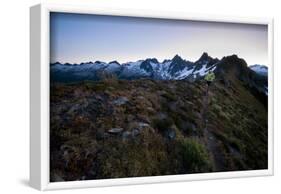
[50,54,268,182]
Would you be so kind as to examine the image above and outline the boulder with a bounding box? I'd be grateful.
[113,97,129,106]
[132,128,140,137]
[138,122,150,128]
[108,128,124,134]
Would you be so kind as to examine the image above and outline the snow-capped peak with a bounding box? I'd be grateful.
[249,64,268,76]
[50,54,219,81]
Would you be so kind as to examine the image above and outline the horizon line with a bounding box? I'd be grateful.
[50,53,267,67]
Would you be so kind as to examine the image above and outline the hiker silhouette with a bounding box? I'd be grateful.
[204,72,215,86]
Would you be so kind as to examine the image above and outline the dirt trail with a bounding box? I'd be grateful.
[201,84,225,171]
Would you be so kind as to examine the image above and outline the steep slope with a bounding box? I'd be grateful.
[50,70,268,181]
[215,55,268,103]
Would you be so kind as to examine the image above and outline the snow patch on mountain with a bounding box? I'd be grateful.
[104,62,121,73]
[119,60,150,78]
[174,67,194,80]
[51,54,218,81]
[249,64,268,76]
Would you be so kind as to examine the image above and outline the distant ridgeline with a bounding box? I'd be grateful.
[51,53,268,95]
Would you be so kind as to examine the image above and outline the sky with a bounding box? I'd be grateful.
[50,12,268,66]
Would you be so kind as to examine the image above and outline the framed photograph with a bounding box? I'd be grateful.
[30,3,274,191]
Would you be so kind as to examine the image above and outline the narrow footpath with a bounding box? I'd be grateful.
[201,84,225,171]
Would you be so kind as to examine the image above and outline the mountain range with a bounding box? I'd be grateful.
[51,53,268,95]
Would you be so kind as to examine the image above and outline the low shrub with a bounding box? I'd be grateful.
[180,139,211,173]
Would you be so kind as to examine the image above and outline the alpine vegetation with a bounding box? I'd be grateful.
[50,53,268,182]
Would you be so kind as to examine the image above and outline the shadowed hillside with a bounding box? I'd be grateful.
[50,55,268,181]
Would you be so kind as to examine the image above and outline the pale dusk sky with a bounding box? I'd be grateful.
[50,12,268,66]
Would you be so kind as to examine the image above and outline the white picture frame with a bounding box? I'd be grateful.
[30,3,274,191]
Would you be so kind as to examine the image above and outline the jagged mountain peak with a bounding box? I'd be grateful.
[140,59,154,73]
[172,54,184,61]
[250,64,268,69]
[218,55,248,72]
[94,60,105,64]
[80,61,94,65]
[144,58,159,64]
[162,59,171,63]
[194,52,219,69]
[221,54,245,63]
[51,62,62,66]
[198,52,211,61]
[167,54,191,77]
[109,60,121,65]
[215,55,247,76]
